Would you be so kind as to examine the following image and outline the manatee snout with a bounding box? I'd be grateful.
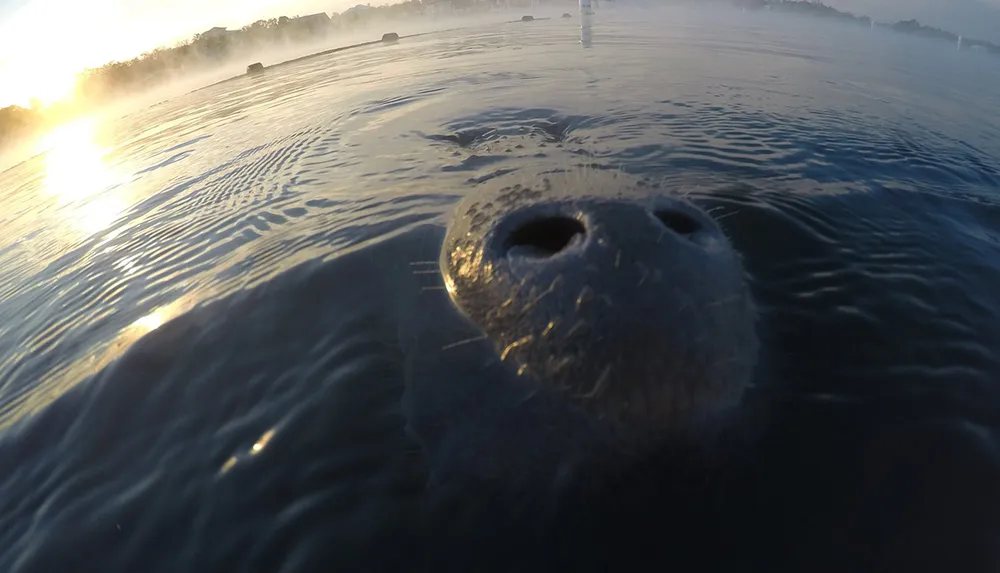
[441,173,759,439]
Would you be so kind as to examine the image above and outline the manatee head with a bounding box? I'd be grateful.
[439,170,758,444]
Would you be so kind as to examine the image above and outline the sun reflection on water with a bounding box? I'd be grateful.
[0,293,203,430]
[39,118,127,235]
[132,310,167,333]
[129,298,193,336]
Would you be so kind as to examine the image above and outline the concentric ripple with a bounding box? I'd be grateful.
[0,7,999,573]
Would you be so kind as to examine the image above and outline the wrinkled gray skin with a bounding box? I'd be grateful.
[418,170,758,488]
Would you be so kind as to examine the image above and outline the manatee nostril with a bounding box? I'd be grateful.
[654,209,702,238]
[504,216,586,257]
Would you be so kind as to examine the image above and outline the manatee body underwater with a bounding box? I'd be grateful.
[407,169,760,489]
[1,170,999,573]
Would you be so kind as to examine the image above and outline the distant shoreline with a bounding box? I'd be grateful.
[172,1,1000,105]
[3,0,998,156]
[189,25,470,96]
[742,0,1000,53]
[0,0,515,150]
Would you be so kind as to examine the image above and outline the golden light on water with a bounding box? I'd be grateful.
[132,311,167,333]
[0,293,202,431]
[41,119,111,199]
[39,118,127,235]
[251,429,276,454]
[129,297,195,335]
[219,427,278,475]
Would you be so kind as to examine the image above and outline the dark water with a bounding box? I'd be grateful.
[2,6,1000,572]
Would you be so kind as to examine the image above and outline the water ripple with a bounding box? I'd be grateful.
[0,9,999,572]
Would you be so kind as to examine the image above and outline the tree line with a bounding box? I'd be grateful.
[4,0,1000,152]
[0,0,438,149]
[743,0,1000,53]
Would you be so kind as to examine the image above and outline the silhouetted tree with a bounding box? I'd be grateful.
[4,0,1000,153]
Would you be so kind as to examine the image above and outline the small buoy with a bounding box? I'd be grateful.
[246,62,264,75]
[381,32,400,42]
[521,15,534,21]
[562,12,572,18]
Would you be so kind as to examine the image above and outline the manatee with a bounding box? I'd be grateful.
[402,170,759,492]
[6,167,994,573]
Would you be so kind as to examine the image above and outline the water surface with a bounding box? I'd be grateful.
[1,6,1000,572]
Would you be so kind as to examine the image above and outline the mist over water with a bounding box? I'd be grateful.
[1,5,999,572]
[0,10,513,171]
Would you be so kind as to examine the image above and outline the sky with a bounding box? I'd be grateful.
[825,0,1000,42]
[0,0,364,107]
[1,0,1000,108]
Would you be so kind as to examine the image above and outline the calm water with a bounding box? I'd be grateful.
[2,6,1000,572]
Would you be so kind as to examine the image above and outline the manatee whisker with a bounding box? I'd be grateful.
[575,286,595,310]
[547,355,575,376]
[714,210,740,222]
[518,388,541,405]
[576,364,612,400]
[442,335,489,351]
[565,320,588,338]
[541,321,557,337]
[705,294,742,308]
[410,261,443,276]
[523,279,560,312]
[636,263,649,287]
[500,335,534,361]
[655,227,667,244]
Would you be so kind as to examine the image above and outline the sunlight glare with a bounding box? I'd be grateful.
[77,195,129,235]
[251,429,276,454]
[129,296,197,336]
[132,305,173,334]
[40,118,127,235]
[12,67,78,108]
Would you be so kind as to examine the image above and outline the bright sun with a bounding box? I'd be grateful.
[0,59,82,108]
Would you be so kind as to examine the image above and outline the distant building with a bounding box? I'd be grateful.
[343,4,374,16]
[272,13,334,38]
[500,0,533,7]
[199,26,238,41]
[195,26,239,59]
[341,4,374,22]
[424,0,452,15]
[288,12,333,36]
